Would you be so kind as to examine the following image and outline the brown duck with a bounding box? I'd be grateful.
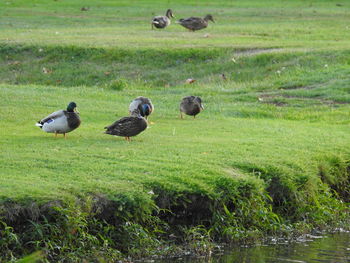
[180,96,204,118]
[104,109,148,141]
[177,14,214,31]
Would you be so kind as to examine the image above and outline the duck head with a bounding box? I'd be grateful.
[67,102,79,113]
[166,9,174,18]
[204,14,215,23]
[138,104,152,117]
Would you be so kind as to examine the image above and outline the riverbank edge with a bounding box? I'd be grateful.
[1,162,349,262]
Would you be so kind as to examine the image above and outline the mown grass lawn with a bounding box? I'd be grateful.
[1,0,350,49]
[0,0,350,261]
[1,81,350,202]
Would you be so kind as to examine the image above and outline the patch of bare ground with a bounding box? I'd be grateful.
[234,48,285,57]
[224,168,247,178]
[279,85,314,90]
[283,95,350,105]
[258,94,349,107]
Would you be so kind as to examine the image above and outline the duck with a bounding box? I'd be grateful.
[151,9,174,29]
[180,96,204,118]
[35,102,81,138]
[104,109,148,141]
[129,96,154,120]
[177,14,214,31]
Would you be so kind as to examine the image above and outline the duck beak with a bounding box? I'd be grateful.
[74,107,80,114]
[200,104,204,111]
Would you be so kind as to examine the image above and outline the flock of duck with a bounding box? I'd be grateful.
[151,9,214,31]
[36,9,211,141]
[35,96,204,141]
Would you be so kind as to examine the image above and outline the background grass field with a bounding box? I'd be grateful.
[0,0,350,260]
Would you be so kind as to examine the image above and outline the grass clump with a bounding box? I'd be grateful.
[318,155,350,202]
[106,78,128,91]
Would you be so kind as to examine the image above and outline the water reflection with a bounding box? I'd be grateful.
[157,232,350,263]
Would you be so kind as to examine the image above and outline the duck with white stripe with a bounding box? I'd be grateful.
[35,102,81,138]
[151,9,174,29]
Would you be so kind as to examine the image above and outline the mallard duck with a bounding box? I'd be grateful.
[177,14,214,31]
[151,9,174,29]
[129,96,154,120]
[180,96,204,118]
[35,102,81,138]
[104,109,148,141]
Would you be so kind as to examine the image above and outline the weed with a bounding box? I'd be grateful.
[106,79,128,91]
[184,225,214,256]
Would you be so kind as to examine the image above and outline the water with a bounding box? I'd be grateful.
[156,232,350,263]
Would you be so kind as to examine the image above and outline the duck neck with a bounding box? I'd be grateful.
[67,104,75,112]
[204,15,211,22]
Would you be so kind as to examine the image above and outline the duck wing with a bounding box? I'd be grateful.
[181,96,195,104]
[180,96,201,115]
[105,116,130,131]
[39,110,65,124]
[135,96,152,105]
[129,100,140,113]
[152,16,169,28]
[179,17,205,30]
[105,117,147,137]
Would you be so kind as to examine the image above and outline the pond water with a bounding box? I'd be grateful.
[156,232,350,263]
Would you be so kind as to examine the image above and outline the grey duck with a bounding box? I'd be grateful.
[180,96,204,118]
[35,102,81,138]
[177,14,214,31]
[151,9,174,29]
[104,109,148,141]
[129,96,154,120]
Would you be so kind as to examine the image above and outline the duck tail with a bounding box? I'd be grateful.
[104,127,111,134]
[35,122,43,128]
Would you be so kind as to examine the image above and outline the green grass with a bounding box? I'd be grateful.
[1,82,350,202]
[1,0,350,49]
[1,0,350,260]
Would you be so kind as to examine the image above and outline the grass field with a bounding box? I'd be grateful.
[0,0,350,261]
[1,0,350,49]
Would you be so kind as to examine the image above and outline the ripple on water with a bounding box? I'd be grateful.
[155,232,350,263]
